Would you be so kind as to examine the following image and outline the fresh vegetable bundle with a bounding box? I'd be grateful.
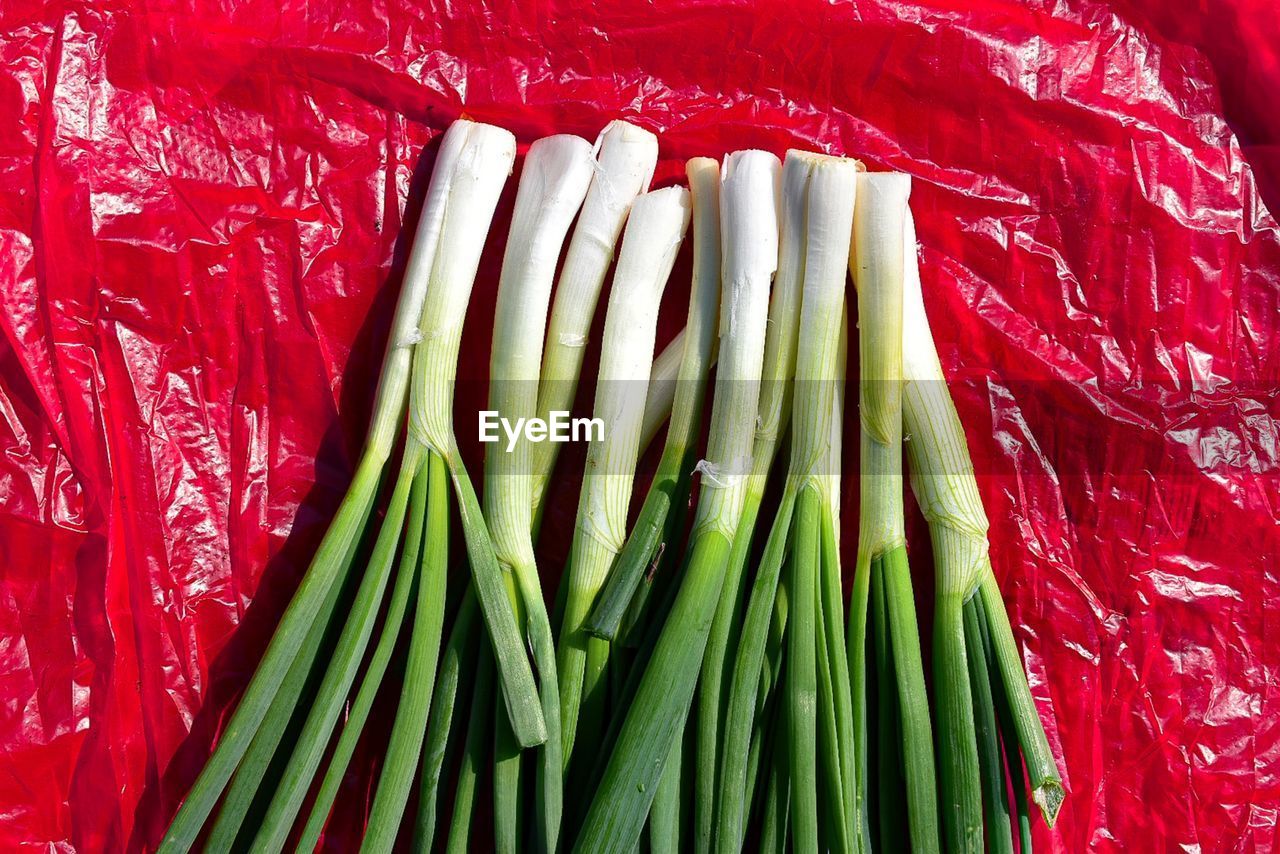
[161,117,1062,853]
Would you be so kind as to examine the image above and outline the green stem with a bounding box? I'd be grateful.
[965,596,1015,854]
[936,588,982,854]
[204,531,352,850]
[513,561,565,853]
[696,475,767,854]
[493,703,523,854]
[252,447,423,852]
[870,555,905,853]
[445,645,494,854]
[787,486,821,854]
[848,549,874,854]
[978,591,1035,854]
[814,543,847,853]
[158,452,382,852]
[714,494,795,854]
[414,589,480,852]
[650,725,684,853]
[362,451,451,853]
[760,705,790,854]
[584,442,687,641]
[881,544,941,853]
[979,572,1064,824]
[448,460,547,747]
[819,503,856,849]
[295,458,431,852]
[574,532,733,854]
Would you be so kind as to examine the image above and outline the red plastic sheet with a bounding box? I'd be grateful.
[1,0,1277,850]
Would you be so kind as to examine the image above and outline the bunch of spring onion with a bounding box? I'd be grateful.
[160,118,1066,854]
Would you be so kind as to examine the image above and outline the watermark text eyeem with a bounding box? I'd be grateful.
[479,410,604,452]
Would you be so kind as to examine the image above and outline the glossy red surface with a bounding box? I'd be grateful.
[0,0,1276,850]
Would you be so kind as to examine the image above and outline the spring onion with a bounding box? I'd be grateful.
[711,152,857,854]
[557,185,692,765]
[585,157,721,646]
[847,171,940,853]
[696,149,810,854]
[485,132,597,852]
[574,149,781,854]
[899,208,1064,837]
[158,120,520,853]
[413,589,480,851]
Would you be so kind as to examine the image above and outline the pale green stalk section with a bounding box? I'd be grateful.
[656,161,721,466]
[852,173,910,575]
[900,208,990,602]
[820,308,856,846]
[574,150,781,854]
[532,120,659,510]
[900,211,1063,825]
[404,124,547,749]
[158,120,511,853]
[484,133,596,852]
[695,150,812,854]
[558,186,692,763]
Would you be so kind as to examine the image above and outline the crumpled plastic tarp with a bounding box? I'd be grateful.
[1,0,1277,850]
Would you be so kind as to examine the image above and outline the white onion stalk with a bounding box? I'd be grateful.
[395,123,550,749]
[576,149,781,854]
[900,210,1064,841]
[483,133,596,853]
[782,154,858,854]
[531,120,659,516]
[556,185,692,765]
